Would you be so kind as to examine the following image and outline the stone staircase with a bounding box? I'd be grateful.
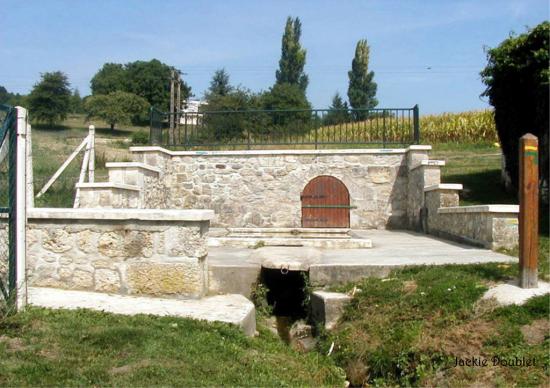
[76,161,162,209]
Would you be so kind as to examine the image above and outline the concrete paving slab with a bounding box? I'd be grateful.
[482,281,550,306]
[208,230,517,289]
[28,287,256,336]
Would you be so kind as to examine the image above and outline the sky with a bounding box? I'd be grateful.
[1,0,548,114]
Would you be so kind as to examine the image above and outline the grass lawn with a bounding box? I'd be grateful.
[321,265,549,387]
[0,308,344,386]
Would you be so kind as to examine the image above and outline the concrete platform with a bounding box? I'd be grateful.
[208,230,518,296]
[28,287,256,336]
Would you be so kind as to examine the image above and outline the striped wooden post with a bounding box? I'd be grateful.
[519,133,539,288]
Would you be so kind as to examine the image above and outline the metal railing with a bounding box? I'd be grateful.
[150,105,419,149]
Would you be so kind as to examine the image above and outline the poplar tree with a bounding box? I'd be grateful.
[347,39,378,119]
[275,16,308,92]
[207,68,232,97]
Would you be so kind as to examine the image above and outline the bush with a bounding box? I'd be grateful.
[131,130,149,145]
[201,87,261,141]
[481,21,549,201]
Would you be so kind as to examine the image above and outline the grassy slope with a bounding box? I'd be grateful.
[0,308,344,386]
[322,266,549,387]
[26,115,141,207]
[322,143,549,387]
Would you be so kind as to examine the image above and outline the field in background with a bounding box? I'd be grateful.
[28,114,144,207]
[315,109,497,145]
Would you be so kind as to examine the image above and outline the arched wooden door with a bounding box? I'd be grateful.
[301,176,350,228]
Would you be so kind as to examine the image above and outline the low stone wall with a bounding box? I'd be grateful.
[24,208,214,298]
[425,187,518,249]
[131,146,434,229]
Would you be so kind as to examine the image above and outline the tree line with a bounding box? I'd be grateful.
[0,16,377,134]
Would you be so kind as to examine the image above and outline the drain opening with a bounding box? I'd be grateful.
[261,267,309,319]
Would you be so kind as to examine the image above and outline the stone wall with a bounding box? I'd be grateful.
[131,146,434,229]
[424,187,519,249]
[23,208,214,298]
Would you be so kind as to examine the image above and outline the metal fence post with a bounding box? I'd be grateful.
[519,133,539,288]
[413,104,420,144]
[149,106,154,145]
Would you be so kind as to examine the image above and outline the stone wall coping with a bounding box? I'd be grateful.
[26,208,215,221]
[129,145,433,157]
[407,145,432,151]
[105,162,161,174]
[411,159,446,171]
[437,204,519,214]
[424,183,463,192]
[75,182,141,191]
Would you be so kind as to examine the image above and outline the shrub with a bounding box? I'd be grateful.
[481,21,549,201]
[131,130,149,145]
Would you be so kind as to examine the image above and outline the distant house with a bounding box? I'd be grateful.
[180,99,208,126]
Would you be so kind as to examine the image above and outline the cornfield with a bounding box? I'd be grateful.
[420,110,497,143]
[315,109,497,144]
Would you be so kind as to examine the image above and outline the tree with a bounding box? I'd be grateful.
[89,59,192,111]
[202,87,260,141]
[84,91,149,130]
[481,21,549,202]
[347,39,378,120]
[0,86,9,104]
[324,93,350,125]
[207,68,232,97]
[28,71,71,125]
[90,63,126,95]
[261,83,312,134]
[275,16,308,92]
[69,88,83,113]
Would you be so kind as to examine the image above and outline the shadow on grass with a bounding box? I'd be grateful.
[445,169,516,205]
[31,123,73,132]
[93,126,134,138]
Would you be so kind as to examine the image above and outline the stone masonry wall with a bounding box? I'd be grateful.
[424,190,518,250]
[132,148,430,229]
[21,209,213,298]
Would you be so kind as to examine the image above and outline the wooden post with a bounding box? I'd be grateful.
[519,133,539,288]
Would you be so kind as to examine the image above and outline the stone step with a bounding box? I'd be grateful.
[222,227,352,239]
[208,236,372,249]
[76,182,141,208]
[28,287,256,337]
[106,162,161,187]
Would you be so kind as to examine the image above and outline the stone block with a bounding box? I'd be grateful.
[127,262,205,297]
[95,269,121,293]
[368,166,392,184]
[311,291,352,330]
[72,269,94,289]
[43,229,73,253]
[77,230,98,254]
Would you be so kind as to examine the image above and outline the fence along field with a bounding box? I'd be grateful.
[152,108,498,149]
[316,109,497,144]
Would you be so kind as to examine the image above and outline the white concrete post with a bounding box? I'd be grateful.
[88,125,95,183]
[15,106,28,310]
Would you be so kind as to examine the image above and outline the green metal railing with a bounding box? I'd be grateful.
[0,104,16,306]
[150,106,420,149]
